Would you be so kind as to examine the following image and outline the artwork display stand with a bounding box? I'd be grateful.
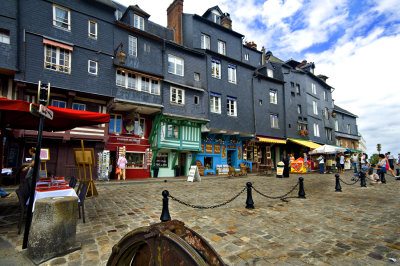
[74,140,98,197]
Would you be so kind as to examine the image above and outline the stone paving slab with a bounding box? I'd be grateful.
[0,170,399,265]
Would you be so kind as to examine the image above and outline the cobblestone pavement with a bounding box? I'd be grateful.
[1,170,400,265]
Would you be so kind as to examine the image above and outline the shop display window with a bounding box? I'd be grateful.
[155,153,168,167]
[246,147,254,161]
[204,157,213,170]
[135,118,145,137]
[126,152,144,169]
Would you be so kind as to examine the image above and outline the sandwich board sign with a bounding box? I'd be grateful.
[187,165,201,182]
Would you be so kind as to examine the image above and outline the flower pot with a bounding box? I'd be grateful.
[174,168,180,177]
[153,169,159,178]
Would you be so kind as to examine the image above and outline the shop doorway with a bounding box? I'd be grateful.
[227,150,236,167]
[110,151,116,179]
[178,153,186,176]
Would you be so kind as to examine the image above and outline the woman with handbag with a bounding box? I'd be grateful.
[117,155,127,180]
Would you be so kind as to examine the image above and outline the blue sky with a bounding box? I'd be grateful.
[117,0,400,158]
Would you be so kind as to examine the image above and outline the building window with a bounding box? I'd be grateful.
[194,72,200,81]
[44,45,71,73]
[313,123,320,137]
[267,68,273,78]
[194,96,199,105]
[324,107,329,119]
[134,118,145,137]
[323,91,327,101]
[109,114,122,133]
[313,101,318,115]
[141,77,150,93]
[134,14,144,30]
[259,100,262,105]
[126,152,144,168]
[336,139,341,146]
[227,97,237,117]
[312,83,316,94]
[335,120,339,131]
[0,29,10,44]
[270,113,279,129]
[167,124,179,139]
[290,82,295,88]
[88,60,97,75]
[72,103,86,111]
[201,34,210,49]
[144,43,150,53]
[296,84,300,94]
[170,87,185,105]
[127,73,137,89]
[116,70,125,87]
[88,20,97,39]
[168,55,184,76]
[297,104,302,114]
[210,93,221,114]
[212,11,220,24]
[51,100,66,108]
[211,59,221,79]
[347,124,351,134]
[129,36,137,57]
[269,89,278,104]
[228,64,236,84]
[244,53,249,61]
[150,80,159,94]
[53,5,70,30]
[218,40,226,55]
[325,128,332,141]
[298,123,308,131]
[116,70,159,95]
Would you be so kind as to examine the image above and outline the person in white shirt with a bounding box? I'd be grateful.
[317,155,325,174]
[351,153,358,173]
[340,153,345,174]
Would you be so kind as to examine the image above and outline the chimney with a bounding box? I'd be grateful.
[221,13,232,29]
[261,47,266,64]
[167,0,184,45]
[317,74,329,82]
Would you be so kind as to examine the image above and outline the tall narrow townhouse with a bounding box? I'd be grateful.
[282,59,336,157]
[247,51,286,170]
[109,4,174,178]
[333,105,360,152]
[12,0,117,178]
[167,1,257,174]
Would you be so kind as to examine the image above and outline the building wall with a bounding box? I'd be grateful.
[0,0,18,72]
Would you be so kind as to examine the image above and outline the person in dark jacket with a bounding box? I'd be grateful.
[283,155,290,177]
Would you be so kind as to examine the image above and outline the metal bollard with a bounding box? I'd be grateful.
[160,190,171,222]
[335,174,342,192]
[245,182,254,209]
[298,177,306,198]
[360,172,367,187]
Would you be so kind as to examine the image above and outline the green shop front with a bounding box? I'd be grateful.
[148,113,208,177]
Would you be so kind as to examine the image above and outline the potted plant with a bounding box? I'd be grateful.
[173,165,180,177]
[151,165,159,178]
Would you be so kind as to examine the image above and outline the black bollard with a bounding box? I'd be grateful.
[360,172,367,187]
[335,174,342,192]
[160,190,171,222]
[245,182,254,209]
[298,177,306,198]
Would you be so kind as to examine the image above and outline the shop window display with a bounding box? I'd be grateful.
[204,157,213,170]
[126,152,144,169]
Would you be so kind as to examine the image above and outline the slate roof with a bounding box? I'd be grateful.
[334,105,358,118]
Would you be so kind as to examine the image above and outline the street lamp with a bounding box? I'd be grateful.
[114,42,126,64]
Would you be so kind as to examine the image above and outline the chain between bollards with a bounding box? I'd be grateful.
[160,190,171,222]
[335,174,342,192]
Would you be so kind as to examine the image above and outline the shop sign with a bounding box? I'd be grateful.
[155,153,168,167]
[201,144,204,153]
[109,136,141,144]
[227,145,236,149]
[205,144,213,153]
[214,144,221,154]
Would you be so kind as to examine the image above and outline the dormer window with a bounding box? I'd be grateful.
[134,14,144,30]
[211,10,220,24]
[267,68,273,78]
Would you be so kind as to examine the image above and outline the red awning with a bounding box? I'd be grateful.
[0,98,110,131]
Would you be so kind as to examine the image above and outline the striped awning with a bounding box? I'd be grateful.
[257,137,286,144]
[288,138,321,149]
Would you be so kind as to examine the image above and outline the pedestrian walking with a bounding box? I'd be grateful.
[283,155,290,177]
[376,154,387,182]
[340,153,345,174]
[387,152,395,170]
[317,155,325,174]
[351,153,358,173]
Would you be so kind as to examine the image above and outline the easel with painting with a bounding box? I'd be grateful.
[73,140,98,197]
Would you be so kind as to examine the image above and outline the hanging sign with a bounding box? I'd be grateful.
[205,144,213,153]
[214,144,221,154]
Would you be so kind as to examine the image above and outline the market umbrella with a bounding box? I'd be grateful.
[309,144,347,155]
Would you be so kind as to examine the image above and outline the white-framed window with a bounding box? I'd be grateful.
[324,107,329,119]
[51,99,66,108]
[313,101,318,115]
[168,55,184,76]
[127,73,137,89]
[296,84,300,94]
[211,59,221,79]
[170,87,185,105]
[134,14,144,30]
[228,64,236,84]
[72,103,86,111]
[194,72,200,81]
[325,128,332,141]
[88,20,97,39]
[53,5,70,30]
[297,104,302,114]
[115,69,159,95]
[335,120,339,131]
[244,53,249,61]
[336,139,341,146]
[44,44,71,73]
[227,97,237,117]
[218,40,226,55]
[269,89,278,104]
[210,93,221,114]
[270,113,279,129]
[312,83,316,94]
[88,60,97,75]
[212,10,220,23]
[267,68,273,78]
[109,114,122,133]
[201,34,210,49]
[313,123,320,137]
[167,124,179,139]
[134,118,145,137]
[347,124,351,134]
[129,35,137,57]
[0,29,10,44]
[323,91,327,101]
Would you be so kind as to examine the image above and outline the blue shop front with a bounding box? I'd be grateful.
[195,134,251,175]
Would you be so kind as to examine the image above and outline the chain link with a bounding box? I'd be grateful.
[168,187,246,209]
[252,182,299,201]
[338,176,359,185]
